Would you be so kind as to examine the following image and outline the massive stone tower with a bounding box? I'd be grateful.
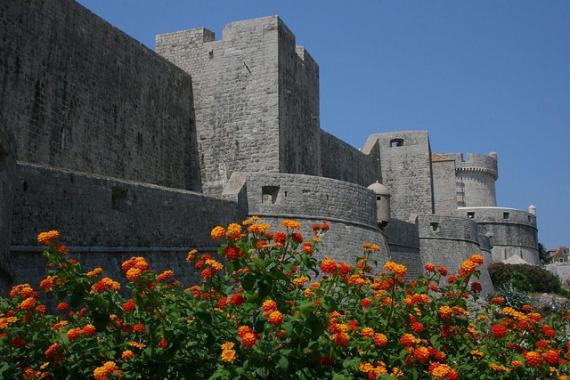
[156,17,322,196]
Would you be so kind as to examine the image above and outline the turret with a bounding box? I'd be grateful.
[368,181,391,228]
[528,205,536,216]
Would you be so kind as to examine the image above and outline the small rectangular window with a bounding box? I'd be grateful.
[503,212,510,220]
[467,212,475,219]
[430,222,440,232]
[390,138,404,147]
[112,187,128,212]
[262,186,279,204]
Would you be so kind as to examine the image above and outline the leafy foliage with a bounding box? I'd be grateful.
[2,222,570,379]
[488,262,563,294]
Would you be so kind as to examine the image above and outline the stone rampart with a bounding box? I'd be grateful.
[0,0,198,190]
[223,172,392,269]
[320,131,380,187]
[418,214,494,293]
[7,163,241,291]
[457,207,539,265]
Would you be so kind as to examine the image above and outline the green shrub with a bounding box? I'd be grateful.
[488,263,562,294]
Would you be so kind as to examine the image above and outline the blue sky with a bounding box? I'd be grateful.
[78,0,569,248]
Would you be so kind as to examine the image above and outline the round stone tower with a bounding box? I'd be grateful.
[456,152,498,207]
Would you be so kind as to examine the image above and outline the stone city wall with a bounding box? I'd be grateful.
[320,131,380,187]
[6,163,241,292]
[0,125,16,292]
[0,0,198,190]
[278,31,321,176]
[222,172,394,269]
[457,207,539,264]
[418,214,494,293]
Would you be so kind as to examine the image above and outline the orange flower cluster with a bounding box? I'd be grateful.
[210,226,226,240]
[90,277,120,293]
[93,361,121,380]
[383,261,407,277]
[361,242,381,252]
[37,230,60,245]
[220,342,237,363]
[281,219,301,230]
[237,326,257,348]
[157,269,174,282]
[226,223,242,240]
[458,254,485,277]
[429,363,458,379]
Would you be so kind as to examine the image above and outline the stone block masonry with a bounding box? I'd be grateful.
[0,125,16,290]
[6,163,242,291]
[363,131,435,220]
[157,17,382,195]
[156,17,282,196]
[0,0,199,190]
[0,1,540,296]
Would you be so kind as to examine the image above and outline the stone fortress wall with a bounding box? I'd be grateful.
[221,172,397,272]
[456,207,539,265]
[0,0,542,294]
[0,0,200,191]
[0,124,16,289]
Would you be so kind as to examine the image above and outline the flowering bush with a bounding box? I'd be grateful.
[1,219,570,379]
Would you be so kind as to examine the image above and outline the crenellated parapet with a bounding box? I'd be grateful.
[455,153,498,180]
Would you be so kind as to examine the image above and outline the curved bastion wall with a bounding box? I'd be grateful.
[418,214,494,293]
[222,172,414,273]
[457,207,539,265]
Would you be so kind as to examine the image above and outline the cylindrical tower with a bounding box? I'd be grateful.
[456,153,498,207]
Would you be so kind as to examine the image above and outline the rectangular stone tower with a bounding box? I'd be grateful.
[156,17,321,195]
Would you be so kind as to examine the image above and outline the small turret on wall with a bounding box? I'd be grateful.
[368,181,391,229]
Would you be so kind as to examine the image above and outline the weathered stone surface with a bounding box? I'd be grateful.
[0,0,199,190]
[363,132,435,220]
[457,207,539,265]
[418,214,494,294]
[0,124,16,293]
[0,0,542,295]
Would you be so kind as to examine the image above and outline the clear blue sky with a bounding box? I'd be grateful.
[78,0,569,248]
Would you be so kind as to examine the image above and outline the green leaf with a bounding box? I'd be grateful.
[242,273,257,291]
[342,357,359,370]
[332,373,352,380]
[277,355,289,370]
